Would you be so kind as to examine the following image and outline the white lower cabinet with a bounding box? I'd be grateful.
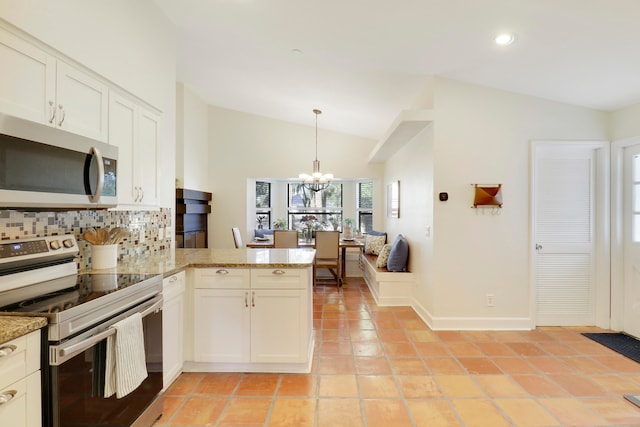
[190,267,312,372]
[0,330,41,427]
[194,288,250,363]
[162,271,185,389]
[250,289,308,363]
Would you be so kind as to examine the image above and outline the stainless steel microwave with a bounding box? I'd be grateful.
[0,113,117,209]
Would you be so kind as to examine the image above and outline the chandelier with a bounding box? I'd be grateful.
[299,109,333,192]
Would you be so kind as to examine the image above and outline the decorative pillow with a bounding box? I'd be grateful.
[376,244,392,268]
[387,234,409,272]
[364,231,386,253]
[365,234,386,255]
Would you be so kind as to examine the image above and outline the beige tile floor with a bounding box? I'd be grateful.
[153,277,640,426]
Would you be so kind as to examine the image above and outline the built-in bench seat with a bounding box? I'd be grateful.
[359,253,413,306]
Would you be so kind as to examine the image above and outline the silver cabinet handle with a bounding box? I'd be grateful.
[140,187,144,202]
[272,269,286,275]
[0,345,16,357]
[535,243,543,251]
[244,291,249,308]
[134,186,141,202]
[169,275,178,282]
[48,100,56,123]
[0,390,16,405]
[57,104,65,126]
[251,291,255,307]
[216,269,229,275]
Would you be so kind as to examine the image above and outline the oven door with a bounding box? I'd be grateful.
[44,296,163,427]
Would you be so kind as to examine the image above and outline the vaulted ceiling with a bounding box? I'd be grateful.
[154,0,640,139]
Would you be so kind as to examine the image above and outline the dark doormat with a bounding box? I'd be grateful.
[582,332,640,364]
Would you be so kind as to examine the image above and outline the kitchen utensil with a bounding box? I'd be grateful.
[82,228,100,245]
[109,228,129,244]
[96,228,109,245]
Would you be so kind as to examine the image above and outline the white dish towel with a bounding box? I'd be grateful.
[104,312,148,398]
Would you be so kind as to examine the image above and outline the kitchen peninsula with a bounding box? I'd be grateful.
[87,247,316,375]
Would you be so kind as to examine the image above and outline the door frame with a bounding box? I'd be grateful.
[529,140,610,329]
[611,136,640,331]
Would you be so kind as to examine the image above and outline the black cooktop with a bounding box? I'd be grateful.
[0,272,158,315]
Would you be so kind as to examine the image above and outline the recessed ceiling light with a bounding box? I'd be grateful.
[495,33,515,46]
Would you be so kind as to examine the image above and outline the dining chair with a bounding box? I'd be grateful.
[231,227,243,248]
[313,230,341,287]
[273,230,299,248]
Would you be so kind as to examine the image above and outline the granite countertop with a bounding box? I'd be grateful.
[0,315,47,344]
[0,248,315,343]
[82,248,316,276]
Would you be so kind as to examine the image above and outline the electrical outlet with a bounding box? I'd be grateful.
[139,228,146,243]
[486,294,494,307]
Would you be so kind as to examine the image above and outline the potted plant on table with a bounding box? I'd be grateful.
[299,215,317,242]
[343,218,355,239]
[273,218,287,230]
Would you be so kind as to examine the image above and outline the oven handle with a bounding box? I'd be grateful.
[52,296,162,364]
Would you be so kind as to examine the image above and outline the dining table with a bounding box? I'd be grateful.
[246,236,365,280]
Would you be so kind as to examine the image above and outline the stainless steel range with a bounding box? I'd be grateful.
[0,235,163,427]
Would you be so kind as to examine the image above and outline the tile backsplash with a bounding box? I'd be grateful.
[0,208,172,270]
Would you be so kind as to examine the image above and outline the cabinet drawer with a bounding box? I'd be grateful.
[0,370,41,427]
[0,331,40,390]
[195,268,250,289]
[251,268,306,290]
[163,270,186,299]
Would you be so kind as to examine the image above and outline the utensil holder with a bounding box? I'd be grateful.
[92,244,118,269]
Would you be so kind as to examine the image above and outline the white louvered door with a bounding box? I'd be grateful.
[534,145,596,326]
[623,144,640,338]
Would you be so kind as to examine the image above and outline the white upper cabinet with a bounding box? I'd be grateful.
[55,61,109,141]
[137,108,159,206]
[109,92,159,207]
[0,27,55,124]
[0,26,109,142]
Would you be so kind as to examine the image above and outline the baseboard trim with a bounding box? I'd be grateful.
[411,299,533,331]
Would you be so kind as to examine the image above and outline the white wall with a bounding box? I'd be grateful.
[388,77,609,329]
[610,103,640,141]
[176,83,210,191]
[383,124,435,314]
[0,0,177,208]
[207,106,384,248]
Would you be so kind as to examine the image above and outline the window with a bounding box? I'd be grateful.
[256,181,271,229]
[287,183,343,231]
[357,181,373,233]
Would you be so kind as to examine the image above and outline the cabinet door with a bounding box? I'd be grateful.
[163,272,185,389]
[0,27,55,124]
[108,93,137,205]
[56,61,108,141]
[137,108,159,206]
[250,289,309,363]
[194,289,250,363]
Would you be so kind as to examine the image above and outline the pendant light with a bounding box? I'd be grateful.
[299,109,333,192]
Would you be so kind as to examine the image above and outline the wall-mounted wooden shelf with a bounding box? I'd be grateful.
[176,188,212,248]
[368,109,434,163]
